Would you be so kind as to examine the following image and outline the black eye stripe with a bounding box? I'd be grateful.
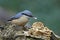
[22,13,33,17]
[22,13,28,16]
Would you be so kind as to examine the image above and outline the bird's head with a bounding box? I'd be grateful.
[21,10,37,19]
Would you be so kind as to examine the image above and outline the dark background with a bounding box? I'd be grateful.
[0,0,60,36]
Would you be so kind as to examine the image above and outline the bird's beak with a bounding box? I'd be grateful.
[29,15,37,19]
[26,14,37,19]
[32,17,37,19]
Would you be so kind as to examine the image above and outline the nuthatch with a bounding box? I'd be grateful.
[8,10,37,27]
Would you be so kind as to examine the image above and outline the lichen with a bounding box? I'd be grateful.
[0,22,59,40]
[24,22,52,40]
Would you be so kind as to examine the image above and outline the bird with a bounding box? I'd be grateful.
[8,10,37,30]
[8,10,37,27]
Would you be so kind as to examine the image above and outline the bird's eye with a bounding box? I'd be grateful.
[22,13,28,16]
[22,13,26,15]
[22,13,25,15]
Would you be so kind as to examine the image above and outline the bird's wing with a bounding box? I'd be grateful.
[8,12,22,21]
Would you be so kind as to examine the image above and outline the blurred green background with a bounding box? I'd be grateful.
[0,0,60,36]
